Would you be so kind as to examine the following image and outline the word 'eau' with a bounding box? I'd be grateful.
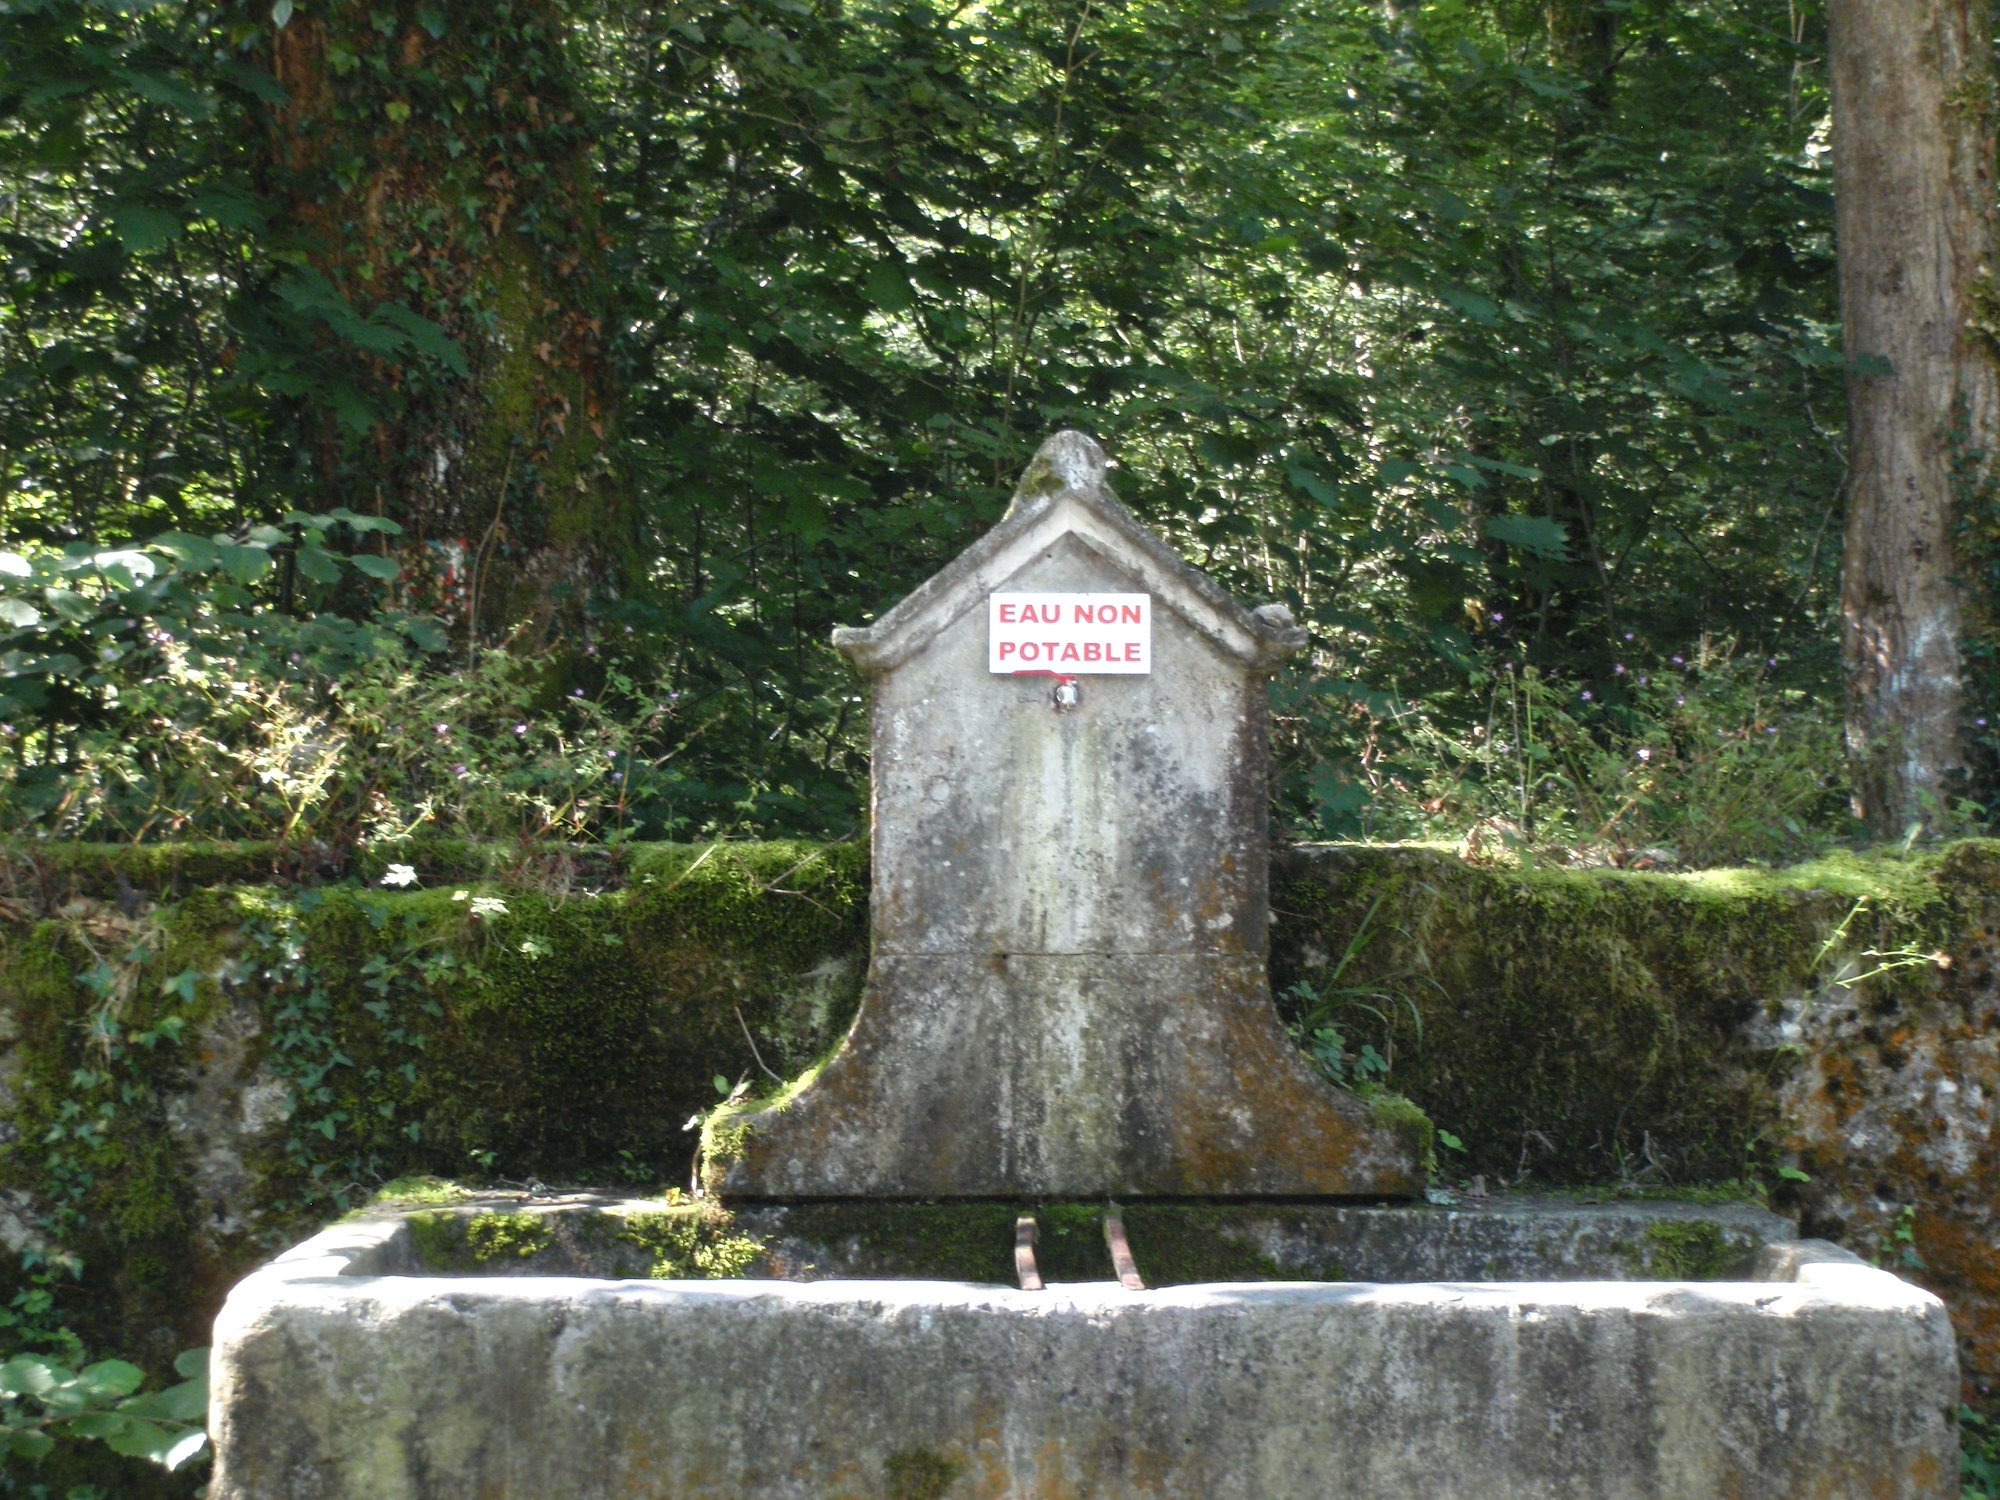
[995,601,1145,625]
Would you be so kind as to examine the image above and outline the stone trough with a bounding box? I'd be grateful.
[209,1194,1959,1499]
[208,433,1961,1497]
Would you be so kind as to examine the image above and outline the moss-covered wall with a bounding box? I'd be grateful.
[0,835,1993,1451]
[0,840,866,1377]
[1268,840,1997,1406]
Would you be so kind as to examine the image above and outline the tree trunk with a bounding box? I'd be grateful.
[247,0,626,646]
[1829,0,1998,836]
[1545,0,1618,114]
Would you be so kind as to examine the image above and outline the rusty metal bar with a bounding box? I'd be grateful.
[1103,1213,1145,1290]
[1014,1215,1044,1291]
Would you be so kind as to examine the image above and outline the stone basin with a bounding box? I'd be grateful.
[208,1194,1959,1499]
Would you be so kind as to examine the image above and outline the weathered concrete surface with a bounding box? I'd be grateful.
[719,432,1425,1197]
[211,1215,1959,1500]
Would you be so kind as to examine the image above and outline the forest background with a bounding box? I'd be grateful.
[5,0,2000,1492]
[0,0,1924,868]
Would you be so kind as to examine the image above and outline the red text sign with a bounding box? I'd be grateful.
[989,592,1151,674]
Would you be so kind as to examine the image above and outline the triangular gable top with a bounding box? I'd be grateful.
[832,431,1308,676]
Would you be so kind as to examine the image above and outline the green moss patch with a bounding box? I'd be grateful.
[885,1447,963,1500]
[1624,1220,1744,1279]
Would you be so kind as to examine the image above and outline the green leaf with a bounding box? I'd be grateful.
[102,1415,178,1460]
[349,554,401,581]
[78,1359,145,1398]
[123,1373,207,1425]
[400,617,450,653]
[10,1427,53,1460]
[1439,287,1501,324]
[172,1349,208,1382]
[712,1074,731,1095]
[161,1428,209,1470]
[110,205,183,253]
[216,544,272,584]
[0,1355,62,1396]
[1482,514,1570,561]
[324,507,404,536]
[374,305,469,377]
[151,532,218,570]
[273,0,295,25]
[0,600,42,629]
[93,549,158,590]
[0,554,30,579]
[862,262,915,313]
[296,546,341,584]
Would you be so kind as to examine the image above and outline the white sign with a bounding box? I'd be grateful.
[988,592,1151,675]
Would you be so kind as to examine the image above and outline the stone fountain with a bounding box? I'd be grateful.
[208,433,1959,1499]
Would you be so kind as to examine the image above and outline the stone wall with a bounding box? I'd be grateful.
[1270,840,2000,1402]
[0,835,1992,1445]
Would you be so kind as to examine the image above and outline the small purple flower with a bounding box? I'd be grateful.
[1768,657,1778,668]
[1671,655,1684,666]
[453,764,469,779]
[1979,718,1990,728]
[1491,613,1505,625]
[612,772,623,783]
[514,723,527,736]
[434,722,449,736]
[1613,664,1626,676]
[1623,631,1634,642]
[1638,676,1649,686]
[1676,696,1686,707]
[1580,690,1593,701]
[1637,748,1652,762]
[570,688,584,698]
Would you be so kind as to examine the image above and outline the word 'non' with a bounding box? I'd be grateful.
[989,591,1151,676]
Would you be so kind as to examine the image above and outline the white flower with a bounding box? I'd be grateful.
[379,863,418,888]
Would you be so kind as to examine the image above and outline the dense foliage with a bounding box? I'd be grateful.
[0,0,1869,864]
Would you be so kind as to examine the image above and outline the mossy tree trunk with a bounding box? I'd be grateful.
[1829,0,1998,835]
[245,0,628,646]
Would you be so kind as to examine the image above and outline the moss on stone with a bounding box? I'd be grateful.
[1625,1220,1740,1280]
[405,1207,557,1271]
[1268,842,1973,1186]
[465,1211,554,1262]
[368,1176,476,1209]
[1365,1089,1437,1174]
[616,1198,764,1279]
[405,1211,463,1271]
[1117,1205,1298,1284]
[885,1447,963,1500]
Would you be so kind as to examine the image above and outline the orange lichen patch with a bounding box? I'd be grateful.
[1916,1214,2000,1394]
